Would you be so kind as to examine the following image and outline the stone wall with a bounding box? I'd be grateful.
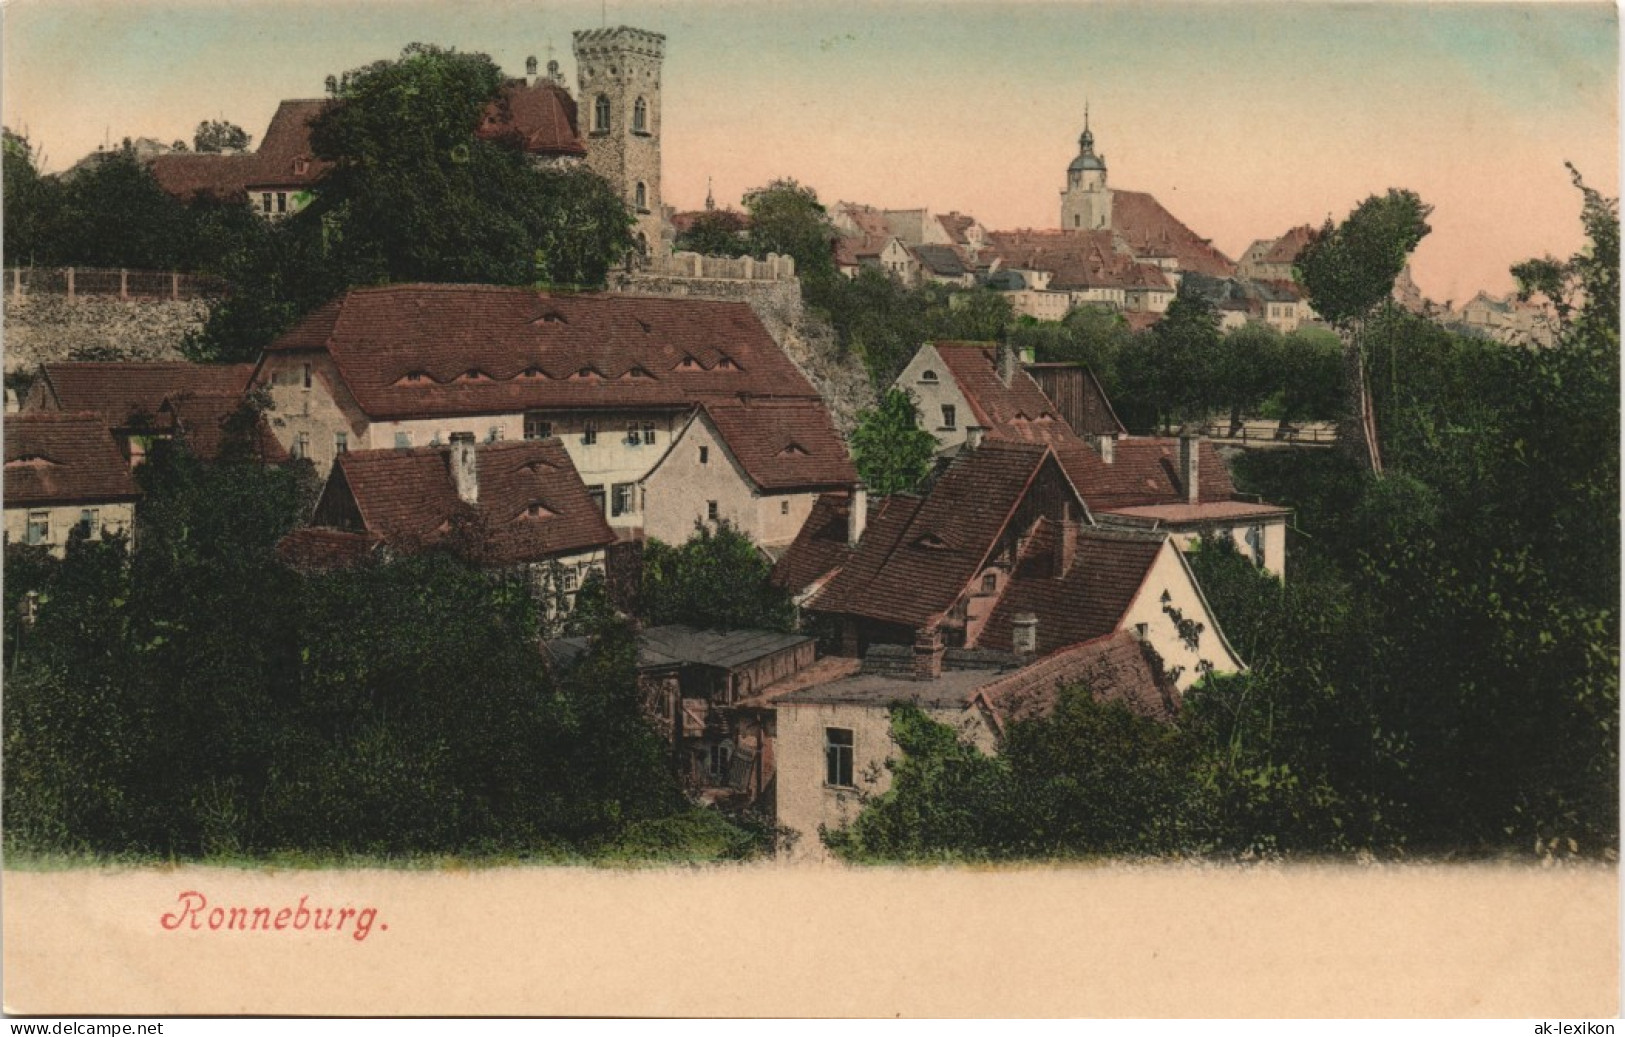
[611,272,877,434]
[4,295,206,374]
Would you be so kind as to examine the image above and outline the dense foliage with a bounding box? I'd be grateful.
[848,388,938,496]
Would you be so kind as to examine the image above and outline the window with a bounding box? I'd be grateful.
[626,423,640,446]
[76,509,99,539]
[302,363,312,390]
[825,728,854,787]
[699,446,709,465]
[981,572,997,594]
[635,182,647,211]
[781,500,790,516]
[487,426,502,443]
[594,94,611,132]
[524,413,551,441]
[707,742,732,782]
[587,486,607,516]
[707,501,719,521]
[276,192,287,214]
[920,370,938,384]
[294,432,310,460]
[25,511,48,546]
[561,567,579,591]
[612,482,637,517]
[1246,525,1265,566]
[334,431,348,454]
[582,422,598,446]
[641,424,655,445]
[394,432,412,449]
[633,96,648,133]
[261,192,273,212]
[449,431,475,445]
[941,404,957,429]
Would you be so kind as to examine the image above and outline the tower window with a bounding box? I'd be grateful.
[633,97,648,133]
[635,182,647,211]
[594,95,611,133]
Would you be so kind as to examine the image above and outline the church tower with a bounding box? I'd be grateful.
[572,26,666,255]
[1060,106,1112,232]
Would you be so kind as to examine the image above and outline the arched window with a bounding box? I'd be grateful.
[594,95,611,132]
[633,97,648,133]
[635,182,647,211]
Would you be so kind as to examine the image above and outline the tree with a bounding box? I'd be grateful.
[192,120,252,153]
[1295,189,1433,473]
[50,146,189,269]
[1512,163,1619,352]
[848,388,937,496]
[3,128,60,267]
[307,43,632,286]
[674,209,748,257]
[742,178,838,285]
[640,520,795,632]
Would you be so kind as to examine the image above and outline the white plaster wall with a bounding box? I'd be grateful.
[893,345,974,452]
[1119,541,1243,691]
[4,501,135,557]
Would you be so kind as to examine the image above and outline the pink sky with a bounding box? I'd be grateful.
[5,1,1617,303]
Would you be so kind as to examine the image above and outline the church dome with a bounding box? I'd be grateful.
[1069,151,1106,173]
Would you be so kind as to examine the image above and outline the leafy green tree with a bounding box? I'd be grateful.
[849,388,937,496]
[1295,189,1433,473]
[526,164,637,288]
[641,520,795,632]
[52,146,190,269]
[674,209,748,257]
[192,120,252,153]
[742,178,838,284]
[3,128,60,266]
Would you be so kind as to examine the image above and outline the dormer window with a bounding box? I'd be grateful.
[520,367,545,379]
[633,97,648,133]
[534,310,568,325]
[293,157,309,176]
[522,502,555,520]
[398,371,432,385]
[914,533,951,550]
[677,357,701,371]
[623,366,651,380]
[715,356,739,371]
[778,443,809,458]
[456,369,490,382]
[594,95,611,132]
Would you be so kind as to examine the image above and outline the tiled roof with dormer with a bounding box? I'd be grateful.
[1053,438,1237,511]
[696,398,856,492]
[29,362,258,430]
[262,284,822,421]
[1110,190,1236,277]
[932,342,1077,445]
[151,100,329,202]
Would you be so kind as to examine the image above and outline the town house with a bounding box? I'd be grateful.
[4,412,142,556]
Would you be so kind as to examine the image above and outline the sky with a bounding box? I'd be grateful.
[4,0,1617,303]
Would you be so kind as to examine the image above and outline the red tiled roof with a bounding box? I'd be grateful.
[1111,190,1236,277]
[698,398,856,492]
[1023,364,1127,438]
[156,393,292,464]
[1099,500,1291,525]
[150,100,329,202]
[937,212,977,246]
[979,522,1165,657]
[1054,437,1237,511]
[29,362,257,429]
[835,203,894,240]
[262,284,822,421]
[1261,225,1317,266]
[985,229,1171,292]
[932,342,1077,445]
[4,412,142,507]
[771,491,860,595]
[317,439,617,566]
[478,79,585,158]
[1122,311,1162,333]
[973,630,1179,728]
[809,441,1064,627]
[275,527,382,571]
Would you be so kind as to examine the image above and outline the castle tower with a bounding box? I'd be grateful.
[573,26,666,256]
[1060,105,1112,232]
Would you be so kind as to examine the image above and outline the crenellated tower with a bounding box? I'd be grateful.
[572,25,666,255]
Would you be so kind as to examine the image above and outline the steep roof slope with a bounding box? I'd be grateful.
[697,399,856,492]
[4,412,142,507]
[30,362,258,429]
[1111,190,1237,277]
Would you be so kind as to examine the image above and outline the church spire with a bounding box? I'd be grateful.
[704,176,715,211]
[1079,101,1095,154]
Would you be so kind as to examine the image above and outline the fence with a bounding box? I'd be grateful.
[640,251,796,282]
[1170,421,1338,446]
[6,267,226,302]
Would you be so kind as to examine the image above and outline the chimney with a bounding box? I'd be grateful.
[1096,434,1115,464]
[847,484,868,546]
[1012,613,1039,658]
[1057,509,1077,579]
[998,343,1017,387]
[965,426,986,451]
[1179,433,1200,504]
[450,440,479,504]
[913,626,945,681]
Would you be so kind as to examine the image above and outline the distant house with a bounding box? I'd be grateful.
[984,229,1175,318]
[22,361,284,464]
[249,285,844,536]
[277,439,618,607]
[151,100,329,218]
[894,341,1072,454]
[1236,224,1316,283]
[777,439,1243,692]
[476,64,589,167]
[4,412,141,556]
[638,398,857,549]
